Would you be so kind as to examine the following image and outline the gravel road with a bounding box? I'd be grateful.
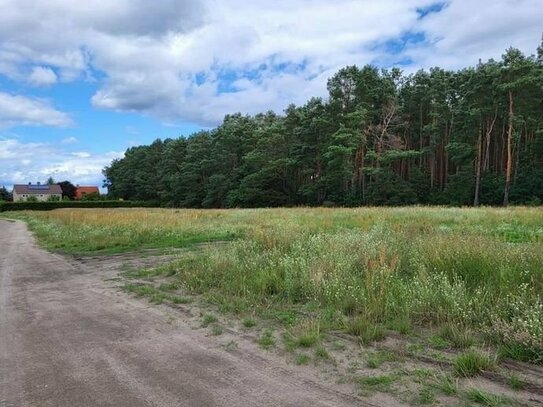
[0,219,367,407]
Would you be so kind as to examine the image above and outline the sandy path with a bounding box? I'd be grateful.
[0,219,369,407]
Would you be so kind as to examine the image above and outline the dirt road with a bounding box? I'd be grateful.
[0,220,366,407]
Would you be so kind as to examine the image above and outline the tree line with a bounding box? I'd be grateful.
[104,44,543,207]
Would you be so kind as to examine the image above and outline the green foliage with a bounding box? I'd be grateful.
[464,388,511,406]
[242,317,256,328]
[102,45,543,208]
[507,373,525,391]
[453,351,495,377]
[294,354,310,365]
[257,330,276,349]
[437,324,475,349]
[0,200,155,212]
[201,314,218,327]
[57,181,77,200]
[81,191,101,201]
[356,374,396,393]
[346,319,385,345]
[0,186,12,201]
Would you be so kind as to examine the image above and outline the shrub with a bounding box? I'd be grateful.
[0,200,156,212]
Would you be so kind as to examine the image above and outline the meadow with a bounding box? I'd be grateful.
[7,206,542,368]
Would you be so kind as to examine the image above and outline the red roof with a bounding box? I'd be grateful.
[75,186,99,200]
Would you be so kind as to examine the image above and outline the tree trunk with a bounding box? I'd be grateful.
[503,90,513,206]
[474,120,483,206]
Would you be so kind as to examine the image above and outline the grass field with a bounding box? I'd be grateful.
[5,206,543,405]
[6,206,542,366]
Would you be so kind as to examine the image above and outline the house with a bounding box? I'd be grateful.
[13,183,63,202]
[75,186,100,200]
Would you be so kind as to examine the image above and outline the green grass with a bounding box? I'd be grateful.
[257,330,276,349]
[366,350,398,369]
[431,373,459,396]
[507,373,525,391]
[290,320,321,348]
[346,319,386,345]
[315,347,330,360]
[453,350,495,377]
[9,207,543,363]
[413,387,436,405]
[242,317,256,328]
[201,314,218,327]
[437,324,475,349]
[122,283,190,305]
[465,388,511,406]
[211,325,223,336]
[356,374,396,393]
[295,354,311,365]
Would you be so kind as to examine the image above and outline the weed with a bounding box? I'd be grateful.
[438,324,475,349]
[356,374,396,393]
[211,325,223,336]
[465,388,511,406]
[365,350,397,369]
[499,343,541,364]
[295,354,310,365]
[315,347,330,360]
[387,317,412,335]
[507,373,525,391]
[346,318,385,345]
[201,314,218,327]
[453,350,495,377]
[242,317,256,328]
[257,330,276,349]
[293,320,321,348]
[225,341,238,351]
[429,335,449,350]
[170,295,191,304]
[431,373,458,396]
[159,282,178,291]
[414,386,436,405]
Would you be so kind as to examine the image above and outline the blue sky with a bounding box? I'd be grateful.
[0,0,541,190]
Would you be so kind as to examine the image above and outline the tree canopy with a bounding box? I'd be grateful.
[104,44,543,207]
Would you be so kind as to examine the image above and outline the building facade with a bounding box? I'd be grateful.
[13,183,63,202]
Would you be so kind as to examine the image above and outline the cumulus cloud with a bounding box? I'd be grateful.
[28,66,58,86]
[0,92,72,127]
[0,138,123,189]
[0,0,541,125]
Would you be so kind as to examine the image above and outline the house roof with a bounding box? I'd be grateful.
[13,184,62,195]
[75,186,99,199]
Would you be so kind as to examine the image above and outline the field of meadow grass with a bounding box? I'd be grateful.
[5,206,543,370]
[5,206,543,405]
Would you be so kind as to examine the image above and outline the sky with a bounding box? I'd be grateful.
[0,0,542,191]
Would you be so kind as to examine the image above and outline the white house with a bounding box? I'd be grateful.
[13,183,63,202]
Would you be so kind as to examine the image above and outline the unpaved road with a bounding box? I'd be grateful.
[0,220,366,407]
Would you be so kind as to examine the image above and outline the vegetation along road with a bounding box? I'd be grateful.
[0,219,364,407]
[1,207,542,406]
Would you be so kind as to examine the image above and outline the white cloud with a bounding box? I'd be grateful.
[0,138,123,189]
[0,0,541,125]
[28,66,58,86]
[0,92,72,128]
[61,136,78,144]
[71,152,91,158]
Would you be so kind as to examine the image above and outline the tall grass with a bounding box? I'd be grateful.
[5,206,542,361]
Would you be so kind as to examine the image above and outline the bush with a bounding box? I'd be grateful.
[0,200,157,212]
